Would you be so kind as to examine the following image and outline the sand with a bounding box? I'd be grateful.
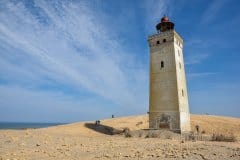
[0,114,240,160]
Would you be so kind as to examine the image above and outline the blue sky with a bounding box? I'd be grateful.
[0,0,239,122]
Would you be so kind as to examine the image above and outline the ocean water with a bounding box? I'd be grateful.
[0,122,66,130]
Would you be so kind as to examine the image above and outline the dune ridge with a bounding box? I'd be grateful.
[0,114,240,160]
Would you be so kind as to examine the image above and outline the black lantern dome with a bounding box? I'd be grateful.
[156,15,174,32]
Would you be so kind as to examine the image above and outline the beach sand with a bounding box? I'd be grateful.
[0,114,240,160]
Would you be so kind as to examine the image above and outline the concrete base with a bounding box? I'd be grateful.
[149,111,191,133]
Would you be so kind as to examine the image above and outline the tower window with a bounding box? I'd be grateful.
[178,50,180,56]
[182,89,184,97]
[179,62,181,69]
[161,61,164,68]
[163,39,166,43]
[156,40,160,44]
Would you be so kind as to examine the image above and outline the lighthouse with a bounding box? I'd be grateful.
[148,16,191,133]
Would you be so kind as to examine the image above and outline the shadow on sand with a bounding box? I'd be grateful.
[84,123,123,135]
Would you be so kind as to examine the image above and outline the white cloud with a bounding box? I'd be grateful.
[187,72,217,80]
[200,0,228,24]
[0,0,159,121]
[185,53,209,65]
[142,0,170,33]
[0,85,114,122]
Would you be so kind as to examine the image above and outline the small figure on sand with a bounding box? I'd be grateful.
[195,125,200,133]
[95,120,101,126]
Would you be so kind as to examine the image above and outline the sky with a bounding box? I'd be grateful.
[0,0,239,123]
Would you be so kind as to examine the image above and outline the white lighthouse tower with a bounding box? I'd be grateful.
[148,16,191,133]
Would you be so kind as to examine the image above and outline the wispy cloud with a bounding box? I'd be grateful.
[185,53,209,65]
[0,0,158,121]
[142,0,170,33]
[0,85,111,122]
[184,38,208,65]
[200,0,228,24]
[187,72,217,80]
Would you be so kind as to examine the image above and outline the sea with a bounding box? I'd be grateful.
[0,122,66,130]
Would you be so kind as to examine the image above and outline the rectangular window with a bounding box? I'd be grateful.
[161,61,164,68]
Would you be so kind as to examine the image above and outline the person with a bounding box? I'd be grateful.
[95,120,100,126]
[195,125,199,133]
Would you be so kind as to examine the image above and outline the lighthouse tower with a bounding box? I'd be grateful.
[148,16,191,133]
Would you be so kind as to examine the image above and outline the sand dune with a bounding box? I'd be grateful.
[0,114,240,160]
[44,114,240,137]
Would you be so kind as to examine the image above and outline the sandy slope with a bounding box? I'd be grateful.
[0,114,239,160]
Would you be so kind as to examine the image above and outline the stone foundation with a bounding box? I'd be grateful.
[149,111,182,133]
